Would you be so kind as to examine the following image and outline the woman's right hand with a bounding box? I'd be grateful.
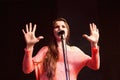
[22,22,44,49]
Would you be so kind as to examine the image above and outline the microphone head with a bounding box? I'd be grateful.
[58,30,65,36]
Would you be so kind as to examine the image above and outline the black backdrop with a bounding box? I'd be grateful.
[0,0,120,80]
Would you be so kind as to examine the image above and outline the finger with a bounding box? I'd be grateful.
[82,34,91,41]
[26,24,28,32]
[37,36,44,40]
[91,23,95,31]
[90,23,92,30]
[93,23,98,32]
[96,28,99,33]
[93,23,98,31]
[29,22,32,32]
[90,23,93,34]
[33,24,37,33]
[94,23,97,30]
[92,23,94,30]
[22,29,26,35]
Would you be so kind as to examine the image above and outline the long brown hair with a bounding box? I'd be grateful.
[43,18,70,80]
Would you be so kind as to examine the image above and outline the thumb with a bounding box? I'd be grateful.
[82,34,90,41]
[37,36,44,40]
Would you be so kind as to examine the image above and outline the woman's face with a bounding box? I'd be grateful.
[53,21,68,41]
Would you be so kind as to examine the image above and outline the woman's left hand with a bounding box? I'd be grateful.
[82,23,99,47]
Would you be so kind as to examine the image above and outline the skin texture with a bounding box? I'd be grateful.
[22,19,100,80]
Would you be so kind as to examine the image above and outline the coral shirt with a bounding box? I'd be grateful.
[32,45,94,80]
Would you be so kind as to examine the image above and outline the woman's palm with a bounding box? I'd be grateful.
[22,23,44,46]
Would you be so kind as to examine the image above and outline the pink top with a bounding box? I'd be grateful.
[30,45,99,80]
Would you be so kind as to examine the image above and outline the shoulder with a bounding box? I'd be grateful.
[70,46,79,49]
[69,45,88,56]
[33,46,48,62]
[70,45,91,60]
[38,46,49,52]
[69,46,82,52]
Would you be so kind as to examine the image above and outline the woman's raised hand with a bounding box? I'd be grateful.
[83,23,99,47]
[22,22,44,48]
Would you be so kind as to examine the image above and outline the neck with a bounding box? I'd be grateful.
[57,40,63,49]
[57,38,68,49]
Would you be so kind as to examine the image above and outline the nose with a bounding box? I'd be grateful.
[58,26,63,30]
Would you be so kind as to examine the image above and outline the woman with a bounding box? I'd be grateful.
[22,18,100,80]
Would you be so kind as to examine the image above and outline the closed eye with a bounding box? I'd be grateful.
[54,26,59,28]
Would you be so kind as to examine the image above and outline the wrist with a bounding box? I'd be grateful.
[91,42,98,48]
[24,47,33,56]
[26,45,34,50]
[24,45,34,54]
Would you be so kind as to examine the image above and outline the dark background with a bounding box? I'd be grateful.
[0,0,120,80]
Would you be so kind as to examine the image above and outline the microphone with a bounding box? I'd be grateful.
[58,30,65,36]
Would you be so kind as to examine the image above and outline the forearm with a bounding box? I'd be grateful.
[87,43,100,70]
[91,46,100,70]
[22,47,35,74]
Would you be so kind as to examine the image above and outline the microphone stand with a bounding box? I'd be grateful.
[60,34,70,80]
